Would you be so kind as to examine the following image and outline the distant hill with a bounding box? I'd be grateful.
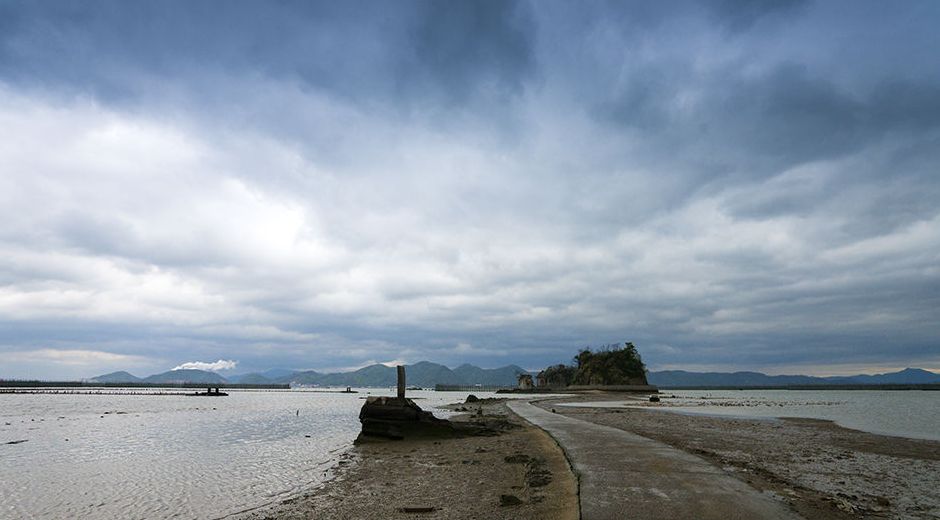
[648,368,940,388]
[286,369,324,385]
[825,368,940,385]
[404,361,465,387]
[230,373,273,385]
[88,364,940,389]
[274,362,531,387]
[453,363,528,386]
[227,369,297,384]
[142,369,227,384]
[85,362,529,388]
[89,371,142,383]
[648,371,821,387]
[317,364,395,386]
[258,368,298,380]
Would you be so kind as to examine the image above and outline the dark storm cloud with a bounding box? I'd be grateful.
[409,1,535,101]
[600,62,940,182]
[0,0,938,379]
[0,0,535,109]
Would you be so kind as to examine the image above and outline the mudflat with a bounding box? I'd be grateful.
[544,396,940,519]
[238,399,577,520]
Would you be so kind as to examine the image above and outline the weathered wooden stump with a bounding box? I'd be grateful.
[397,365,406,399]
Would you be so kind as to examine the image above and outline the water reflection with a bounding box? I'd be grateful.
[0,388,509,519]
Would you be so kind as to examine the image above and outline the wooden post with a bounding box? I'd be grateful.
[397,365,406,399]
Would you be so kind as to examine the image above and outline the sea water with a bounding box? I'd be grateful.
[0,388,500,519]
[562,389,940,441]
[661,389,940,441]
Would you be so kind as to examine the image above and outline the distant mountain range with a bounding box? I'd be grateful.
[89,364,940,388]
[90,368,227,385]
[89,370,142,383]
[90,361,531,387]
[647,367,940,387]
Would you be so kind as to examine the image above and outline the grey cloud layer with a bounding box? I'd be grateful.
[0,0,535,110]
[0,1,938,379]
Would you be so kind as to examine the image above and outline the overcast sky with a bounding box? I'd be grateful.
[1,0,938,379]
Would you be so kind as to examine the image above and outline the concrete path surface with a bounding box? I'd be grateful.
[508,400,801,520]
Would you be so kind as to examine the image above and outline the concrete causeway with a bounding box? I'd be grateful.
[508,400,801,520]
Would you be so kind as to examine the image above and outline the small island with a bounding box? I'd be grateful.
[501,342,658,393]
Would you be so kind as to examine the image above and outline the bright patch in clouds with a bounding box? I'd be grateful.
[173,360,238,372]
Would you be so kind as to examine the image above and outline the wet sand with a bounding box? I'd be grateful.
[238,399,577,520]
[543,396,940,519]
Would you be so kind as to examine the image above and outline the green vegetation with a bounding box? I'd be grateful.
[537,364,577,388]
[537,342,648,388]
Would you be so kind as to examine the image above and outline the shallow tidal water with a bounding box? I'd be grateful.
[563,389,940,441]
[0,388,498,519]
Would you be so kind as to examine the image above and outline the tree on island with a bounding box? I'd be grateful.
[537,364,577,388]
[537,341,648,388]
